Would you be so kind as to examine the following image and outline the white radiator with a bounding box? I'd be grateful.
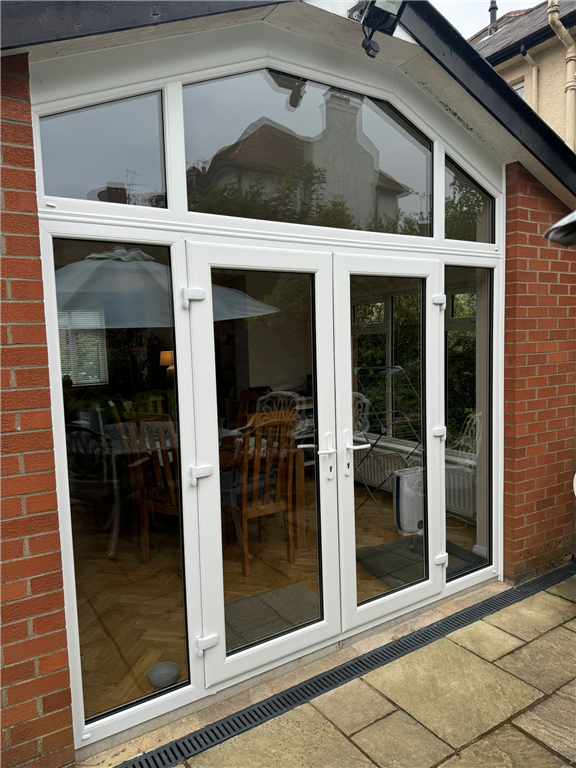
[353,438,476,519]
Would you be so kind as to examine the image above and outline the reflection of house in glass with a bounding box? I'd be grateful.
[187,89,413,230]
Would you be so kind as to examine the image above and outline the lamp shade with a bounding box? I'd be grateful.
[160,351,174,367]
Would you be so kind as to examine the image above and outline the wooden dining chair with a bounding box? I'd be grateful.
[235,390,265,428]
[118,420,180,562]
[222,410,297,577]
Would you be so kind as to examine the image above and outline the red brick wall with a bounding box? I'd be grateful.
[1,54,74,768]
[504,162,576,582]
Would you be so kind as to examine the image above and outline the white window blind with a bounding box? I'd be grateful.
[58,311,108,386]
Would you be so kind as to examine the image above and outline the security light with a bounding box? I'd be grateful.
[349,0,404,57]
[544,210,576,246]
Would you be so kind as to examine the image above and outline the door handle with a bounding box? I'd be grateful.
[343,429,371,477]
[297,436,335,479]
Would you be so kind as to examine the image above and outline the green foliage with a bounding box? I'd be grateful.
[446,329,477,445]
[190,161,430,235]
[445,172,485,242]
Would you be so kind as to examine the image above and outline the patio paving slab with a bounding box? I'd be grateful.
[435,581,511,617]
[448,619,524,661]
[514,693,576,763]
[547,575,576,603]
[556,678,576,703]
[483,592,576,641]
[564,617,576,632]
[351,710,453,768]
[495,627,576,694]
[351,608,444,655]
[441,725,568,768]
[363,637,542,748]
[311,678,395,736]
[187,704,374,767]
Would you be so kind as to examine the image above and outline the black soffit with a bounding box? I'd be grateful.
[114,562,576,768]
[0,1,291,51]
[2,0,575,198]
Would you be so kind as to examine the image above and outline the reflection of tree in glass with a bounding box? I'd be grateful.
[249,273,312,330]
[352,294,422,441]
[446,329,476,447]
[445,173,484,242]
[189,161,429,235]
[392,294,421,439]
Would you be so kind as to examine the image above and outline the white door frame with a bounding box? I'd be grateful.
[185,240,341,688]
[334,252,445,631]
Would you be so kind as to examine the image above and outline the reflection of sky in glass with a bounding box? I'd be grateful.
[184,70,431,218]
[40,92,166,204]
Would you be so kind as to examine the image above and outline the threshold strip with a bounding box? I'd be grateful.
[117,562,576,768]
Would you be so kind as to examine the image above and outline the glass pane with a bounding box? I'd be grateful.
[54,239,187,720]
[445,267,492,579]
[445,158,494,243]
[184,70,432,235]
[41,93,167,208]
[213,268,322,653]
[350,276,427,604]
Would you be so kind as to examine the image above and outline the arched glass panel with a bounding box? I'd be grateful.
[183,70,432,235]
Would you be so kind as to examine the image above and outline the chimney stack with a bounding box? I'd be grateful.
[489,0,499,35]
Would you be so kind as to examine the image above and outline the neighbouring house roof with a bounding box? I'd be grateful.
[211,122,308,172]
[187,119,409,196]
[468,0,576,65]
[2,0,575,202]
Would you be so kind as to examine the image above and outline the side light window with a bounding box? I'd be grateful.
[40,92,167,208]
[445,157,495,243]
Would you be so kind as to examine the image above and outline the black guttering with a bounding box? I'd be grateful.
[0,1,288,51]
[399,1,576,198]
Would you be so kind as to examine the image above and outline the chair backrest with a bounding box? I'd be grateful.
[118,421,180,508]
[256,390,306,416]
[352,391,371,433]
[134,390,168,415]
[236,390,264,428]
[237,411,297,511]
[65,425,110,482]
[451,412,482,455]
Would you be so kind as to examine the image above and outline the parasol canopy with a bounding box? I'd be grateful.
[56,245,278,328]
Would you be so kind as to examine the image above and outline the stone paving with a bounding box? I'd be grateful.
[80,575,576,768]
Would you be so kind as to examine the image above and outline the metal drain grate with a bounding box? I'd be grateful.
[118,562,576,768]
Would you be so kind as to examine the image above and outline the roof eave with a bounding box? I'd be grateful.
[399,1,576,199]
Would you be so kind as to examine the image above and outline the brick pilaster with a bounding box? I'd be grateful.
[504,161,576,581]
[1,53,74,768]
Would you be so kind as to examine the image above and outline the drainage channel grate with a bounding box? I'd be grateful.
[118,562,576,768]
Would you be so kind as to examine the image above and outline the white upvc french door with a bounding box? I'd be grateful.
[334,252,446,632]
[185,240,342,688]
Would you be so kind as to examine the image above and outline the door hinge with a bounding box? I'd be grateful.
[432,294,446,310]
[189,464,213,487]
[181,287,206,310]
[435,552,449,567]
[432,426,447,441]
[196,633,219,657]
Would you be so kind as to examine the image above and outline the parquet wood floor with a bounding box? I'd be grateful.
[72,476,477,720]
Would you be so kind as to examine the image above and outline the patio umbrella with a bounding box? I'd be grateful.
[56,245,278,328]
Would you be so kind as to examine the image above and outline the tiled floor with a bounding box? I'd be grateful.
[80,575,576,768]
